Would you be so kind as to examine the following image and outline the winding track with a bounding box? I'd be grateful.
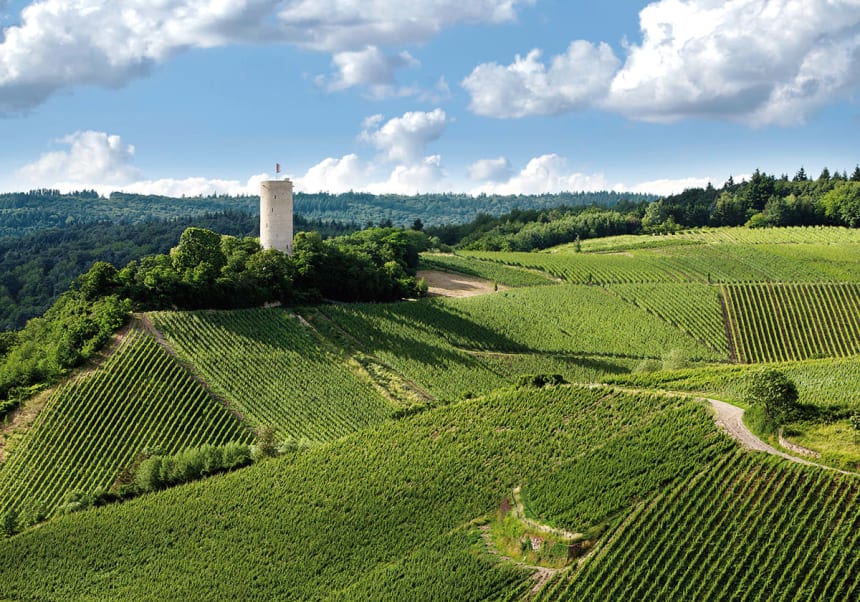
[704,397,854,475]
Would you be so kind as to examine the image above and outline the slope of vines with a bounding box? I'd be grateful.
[149,308,395,442]
[724,283,860,363]
[311,300,643,402]
[540,452,859,601]
[0,326,250,519]
[606,283,729,357]
[464,237,860,285]
[0,386,730,601]
[434,285,722,361]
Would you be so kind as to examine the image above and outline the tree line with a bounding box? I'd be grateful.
[0,226,431,419]
[432,166,860,251]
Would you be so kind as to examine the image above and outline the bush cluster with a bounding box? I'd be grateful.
[135,443,252,493]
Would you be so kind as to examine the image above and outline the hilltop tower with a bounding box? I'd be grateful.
[260,178,294,255]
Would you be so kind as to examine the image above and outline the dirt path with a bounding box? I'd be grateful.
[417,270,508,298]
[703,397,856,475]
[595,383,854,475]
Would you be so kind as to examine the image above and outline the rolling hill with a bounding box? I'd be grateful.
[0,226,857,601]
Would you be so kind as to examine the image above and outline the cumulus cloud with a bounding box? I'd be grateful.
[318,45,419,96]
[606,0,860,125]
[463,41,620,118]
[118,175,264,198]
[16,129,268,196]
[462,0,860,125]
[366,155,449,194]
[471,154,611,195]
[18,131,141,185]
[294,154,370,193]
[0,0,532,112]
[468,157,512,182]
[360,109,449,163]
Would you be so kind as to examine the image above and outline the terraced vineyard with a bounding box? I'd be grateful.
[574,226,860,252]
[0,326,250,519]
[541,452,860,601]
[310,302,640,402]
[607,283,729,356]
[434,285,722,360]
[724,283,860,363]
[149,309,396,442]
[2,226,859,601]
[611,355,860,410]
[0,386,734,600]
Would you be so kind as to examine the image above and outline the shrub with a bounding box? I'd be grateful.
[1,508,18,537]
[515,374,567,389]
[744,368,799,430]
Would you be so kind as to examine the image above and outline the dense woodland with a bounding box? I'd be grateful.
[0,211,359,330]
[0,189,653,237]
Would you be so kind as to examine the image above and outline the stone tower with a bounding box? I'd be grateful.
[260,179,294,255]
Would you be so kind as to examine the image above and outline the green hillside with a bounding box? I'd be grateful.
[1,226,858,600]
[149,309,397,441]
[0,386,732,600]
[0,325,251,521]
[0,385,855,601]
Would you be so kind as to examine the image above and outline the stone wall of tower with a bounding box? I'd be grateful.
[260,179,294,255]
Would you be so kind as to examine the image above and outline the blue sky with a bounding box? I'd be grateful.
[1,0,859,196]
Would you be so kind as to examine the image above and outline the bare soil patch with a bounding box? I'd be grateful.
[417,270,508,298]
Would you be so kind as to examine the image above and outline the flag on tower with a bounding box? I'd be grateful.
[276,163,281,174]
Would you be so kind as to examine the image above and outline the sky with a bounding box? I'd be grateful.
[1,0,859,197]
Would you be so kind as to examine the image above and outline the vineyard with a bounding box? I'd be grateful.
[723,283,860,363]
[1,226,859,600]
[606,283,728,356]
[309,302,641,402]
[0,326,250,520]
[463,237,860,285]
[572,225,860,252]
[0,386,735,600]
[538,452,860,601]
[149,309,396,442]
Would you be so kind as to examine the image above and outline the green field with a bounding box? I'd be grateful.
[724,283,860,363]
[1,226,859,600]
[0,326,250,520]
[420,253,556,287]
[149,309,396,442]
[464,228,860,285]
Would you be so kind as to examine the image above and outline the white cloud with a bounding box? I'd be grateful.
[607,0,860,125]
[462,0,860,125]
[619,176,717,197]
[360,109,448,163]
[277,0,533,51]
[18,131,141,185]
[318,45,419,95]
[294,154,370,193]
[16,129,268,196]
[471,154,611,195]
[468,157,512,182]
[117,175,264,198]
[366,155,448,194]
[0,0,532,112]
[463,41,620,118]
